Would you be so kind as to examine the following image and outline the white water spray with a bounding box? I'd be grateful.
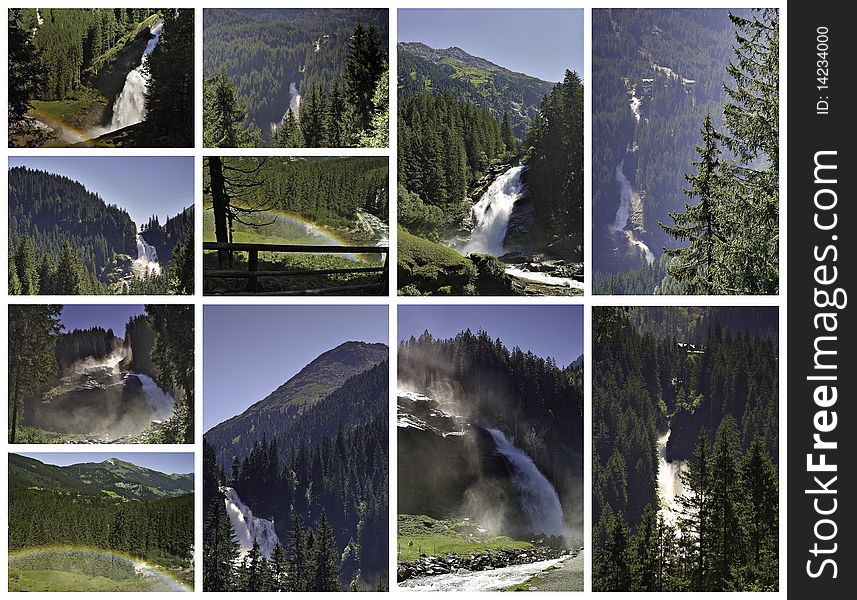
[221,486,280,558]
[457,166,526,256]
[485,428,566,537]
[133,373,174,420]
[132,234,161,277]
[656,430,686,525]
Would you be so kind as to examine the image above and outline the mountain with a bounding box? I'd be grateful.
[8,166,137,279]
[398,42,555,136]
[205,341,388,467]
[9,454,193,501]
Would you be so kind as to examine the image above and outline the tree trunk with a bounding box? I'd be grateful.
[208,156,232,267]
[11,369,20,444]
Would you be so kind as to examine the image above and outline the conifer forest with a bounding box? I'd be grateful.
[203,9,389,148]
[592,307,778,591]
[592,9,779,294]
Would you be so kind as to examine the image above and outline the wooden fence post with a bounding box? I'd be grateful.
[247,249,259,293]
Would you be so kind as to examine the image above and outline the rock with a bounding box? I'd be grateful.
[503,198,535,252]
[498,251,531,264]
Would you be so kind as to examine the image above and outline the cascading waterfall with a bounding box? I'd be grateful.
[133,373,175,420]
[656,430,686,525]
[289,81,302,114]
[133,234,161,277]
[457,166,526,256]
[221,486,280,558]
[94,21,163,137]
[613,161,655,265]
[485,428,567,537]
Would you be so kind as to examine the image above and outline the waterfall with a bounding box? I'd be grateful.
[485,428,566,536]
[221,486,280,558]
[94,21,163,137]
[613,161,655,265]
[132,373,175,420]
[288,81,301,115]
[132,234,161,277]
[457,166,526,256]
[656,430,686,525]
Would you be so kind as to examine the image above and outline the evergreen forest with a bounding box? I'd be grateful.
[203,9,388,148]
[8,166,194,295]
[396,39,583,296]
[203,343,389,591]
[9,453,194,591]
[592,307,778,591]
[592,9,779,294]
[8,8,194,148]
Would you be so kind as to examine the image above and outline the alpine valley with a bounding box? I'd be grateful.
[397,36,584,296]
[8,161,193,295]
[203,341,389,591]
[9,453,194,592]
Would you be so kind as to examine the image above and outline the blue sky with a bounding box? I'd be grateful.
[15,452,194,474]
[60,304,146,336]
[204,305,389,430]
[399,305,583,368]
[398,9,583,82]
[9,156,194,227]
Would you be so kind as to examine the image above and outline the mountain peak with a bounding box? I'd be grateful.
[210,341,388,428]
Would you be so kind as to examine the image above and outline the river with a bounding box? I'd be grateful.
[400,557,566,592]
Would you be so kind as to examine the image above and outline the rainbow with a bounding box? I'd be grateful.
[9,546,192,592]
[28,106,98,147]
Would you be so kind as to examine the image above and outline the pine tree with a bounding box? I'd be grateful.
[660,114,728,293]
[202,496,239,591]
[360,65,389,148]
[300,85,325,147]
[54,241,88,294]
[602,512,631,590]
[243,538,264,591]
[677,427,712,590]
[286,516,308,592]
[270,543,287,591]
[273,108,305,148]
[312,510,341,591]
[631,504,658,590]
[13,232,40,294]
[501,111,516,152]
[203,67,262,148]
[324,81,347,147]
[709,416,742,588]
[8,305,62,443]
[8,9,43,133]
[343,23,385,132]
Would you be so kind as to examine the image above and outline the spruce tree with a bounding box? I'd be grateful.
[203,67,262,148]
[54,241,88,294]
[202,496,239,591]
[677,428,712,590]
[286,516,308,592]
[300,85,325,147]
[343,23,385,132]
[8,305,62,443]
[273,108,305,148]
[660,114,728,293]
[313,510,341,591]
[501,111,516,152]
[8,9,43,134]
[709,416,742,588]
[13,232,40,294]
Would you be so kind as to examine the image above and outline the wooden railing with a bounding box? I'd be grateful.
[203,241,388,295]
